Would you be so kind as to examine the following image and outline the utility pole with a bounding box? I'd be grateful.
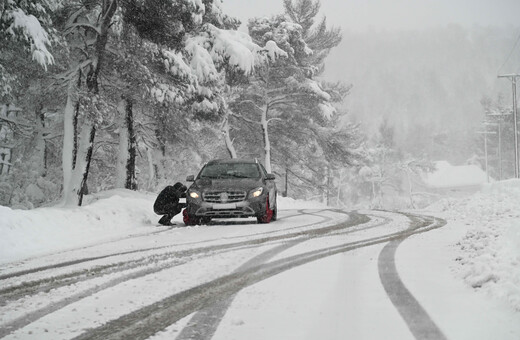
[498,74,519,178]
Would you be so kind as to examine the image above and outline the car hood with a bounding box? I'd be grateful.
[191,178,263,192]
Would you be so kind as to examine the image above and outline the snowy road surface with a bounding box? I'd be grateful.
[0,208,519,339]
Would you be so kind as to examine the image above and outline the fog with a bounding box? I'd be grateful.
[223,0,520,163]
[323,25,520,163]
[222,0,520,31]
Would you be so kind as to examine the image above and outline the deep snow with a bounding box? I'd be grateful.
[1,179,519,339]
[0,192,327,264]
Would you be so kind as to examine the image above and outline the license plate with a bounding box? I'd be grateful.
[212,203,236,210]
[179,197,186,204]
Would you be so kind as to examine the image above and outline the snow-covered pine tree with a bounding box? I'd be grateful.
[122,0,286,184]
[58,0,266,203]
[274,0,360,202]
[57,0,118,206]
[231,9,340,180]
[0,1,63,208]
[0,0,57,98]
[232,14,321,173]
[283,0,342,72]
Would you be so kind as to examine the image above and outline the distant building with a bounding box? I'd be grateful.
[423,160,489,195]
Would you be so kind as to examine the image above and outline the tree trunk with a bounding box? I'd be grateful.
[116,98,137,190]
[146,146,156,190]
[62,82,77,204]
[34,103,46,176]
[125,99,137,190]
[115,100,127,188]
[336,171,343,206]
[222,111,237,159]
[78,124,96,206]
[406,169,415,209]
[63,119,95,206]
[261,105,271,172]
[75,0,118,205]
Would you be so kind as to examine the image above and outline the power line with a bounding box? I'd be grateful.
[498,30,520,74]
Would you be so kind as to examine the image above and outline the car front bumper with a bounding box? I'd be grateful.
[186,196,266,218]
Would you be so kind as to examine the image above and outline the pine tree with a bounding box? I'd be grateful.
[283,0,342,73]
[0,0,57,99]
[232,14,335,173]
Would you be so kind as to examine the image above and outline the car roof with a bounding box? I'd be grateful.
[206,158,258,165]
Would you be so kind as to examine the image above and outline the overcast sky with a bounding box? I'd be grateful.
[221,0,520,31]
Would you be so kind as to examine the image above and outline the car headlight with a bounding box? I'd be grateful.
[251,187,263,198]
[189,191,200,199]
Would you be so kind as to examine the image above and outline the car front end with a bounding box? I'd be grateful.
[186,179,269,219]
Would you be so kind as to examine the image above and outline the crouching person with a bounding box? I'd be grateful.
[154,182,187,226]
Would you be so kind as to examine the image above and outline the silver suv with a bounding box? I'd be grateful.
[184,159,277,225]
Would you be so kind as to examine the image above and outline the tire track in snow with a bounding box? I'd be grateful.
[378,214,447,340]
[176,211,393,339]
[0,209,351,337]
[175,240,303,340]
[0,210,310,281]
[0,210,332,304]
[71,212,445,340]
[0,225,179,279]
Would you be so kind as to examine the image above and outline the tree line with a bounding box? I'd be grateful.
[1,0,369,208]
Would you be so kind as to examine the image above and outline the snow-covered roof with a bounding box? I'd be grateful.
[424,160,489,188]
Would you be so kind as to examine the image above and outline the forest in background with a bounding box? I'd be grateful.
[324,25,520,173]
[1,0,517,210]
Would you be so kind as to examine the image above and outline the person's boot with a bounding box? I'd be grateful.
[158,215,173,226]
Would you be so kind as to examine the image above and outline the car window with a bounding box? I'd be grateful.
[198,163,260,179]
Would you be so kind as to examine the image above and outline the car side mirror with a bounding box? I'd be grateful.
[186,175,195,182]
[266,173,275,180]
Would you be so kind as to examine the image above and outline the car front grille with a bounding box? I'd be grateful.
[203,190,246,203]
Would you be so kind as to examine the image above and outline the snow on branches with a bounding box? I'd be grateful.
[183,23,287,81]
[249,15,310,59]
[154,23,286,112]
[3,7,54,70]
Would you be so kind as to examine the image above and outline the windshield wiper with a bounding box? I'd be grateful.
[230,174,250,178]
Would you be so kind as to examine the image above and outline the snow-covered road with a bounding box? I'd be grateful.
[1,187,520,340]
[0,207,483,340]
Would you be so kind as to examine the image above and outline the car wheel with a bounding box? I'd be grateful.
[257,196,274,224]
[183,209,200,226]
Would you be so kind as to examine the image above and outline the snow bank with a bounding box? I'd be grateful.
[0,191,326,264]
[277,196,328,210]
[0,189,158,264]
[427,179,520,311]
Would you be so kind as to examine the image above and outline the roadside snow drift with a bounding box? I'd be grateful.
[0,190,326,264]
[427,179,520,311]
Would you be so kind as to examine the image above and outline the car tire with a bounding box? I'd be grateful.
[257,195,274,224]
[183,209,200,226]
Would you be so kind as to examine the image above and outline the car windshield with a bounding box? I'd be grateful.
[198,163,260,179]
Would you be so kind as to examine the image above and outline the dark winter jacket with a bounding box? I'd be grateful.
[153,182,187,215]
